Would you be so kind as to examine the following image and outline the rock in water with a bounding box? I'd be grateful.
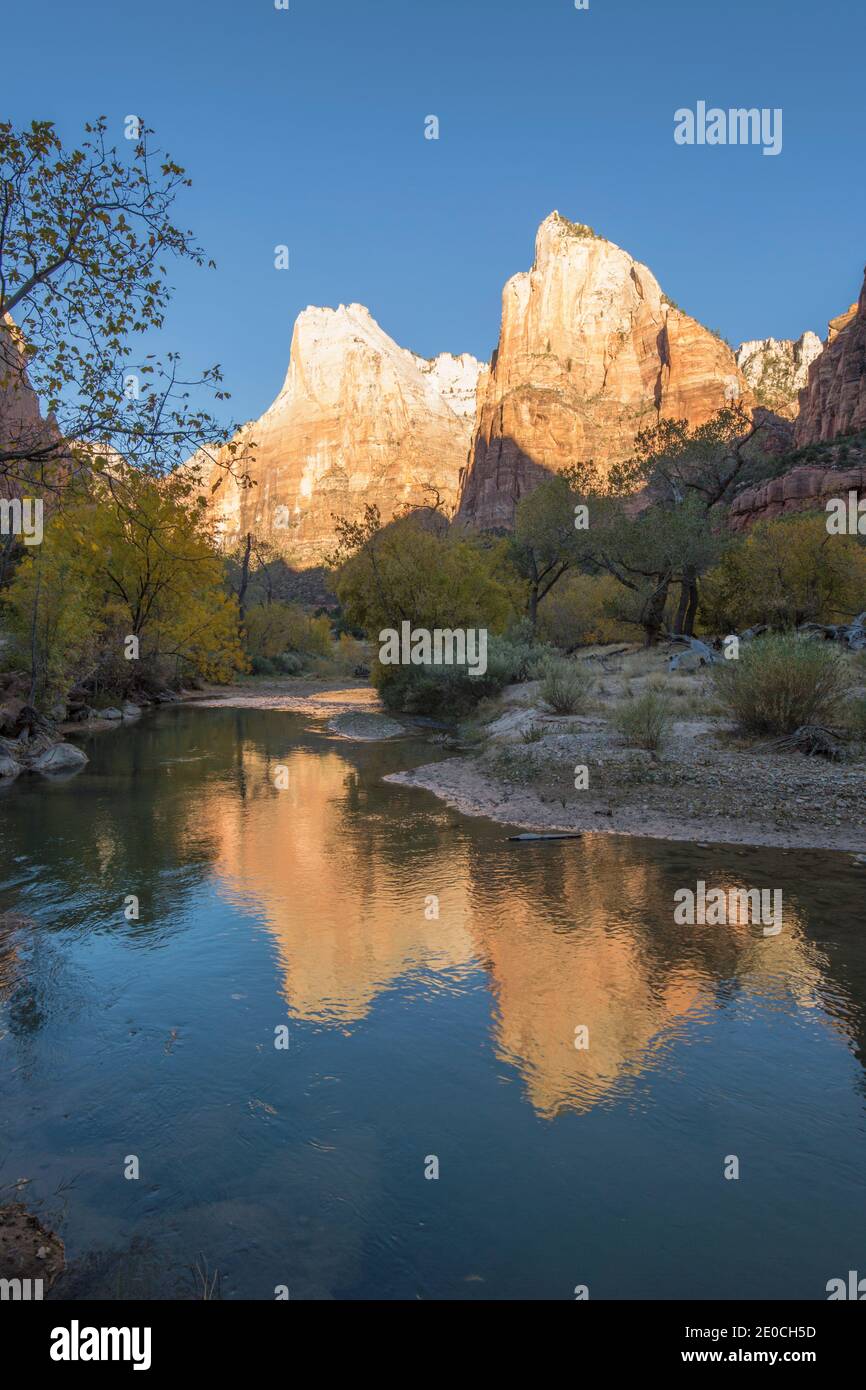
[0,752,21,779]
[29,743,88,775]
[328,712,405,741]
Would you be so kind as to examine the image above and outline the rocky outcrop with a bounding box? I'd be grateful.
[0,316,70,494]
[729,462,866,531]
[735,332,822,417]
[195,305,480,566]
[456,212,753,530]
[795,270,866,445]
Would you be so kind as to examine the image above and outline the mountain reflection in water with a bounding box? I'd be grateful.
[1,704,864,1300]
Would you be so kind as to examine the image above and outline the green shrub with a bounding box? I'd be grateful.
[613,691,672,751]
[843,695,866,739]
[713,634,850,735]
[540,658,592,714]
[376,634,551,716]
[250,655,277,676]
[244,602,332,660]
[273,652,306,676]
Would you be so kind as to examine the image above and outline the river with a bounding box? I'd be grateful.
[1,701,865,1299]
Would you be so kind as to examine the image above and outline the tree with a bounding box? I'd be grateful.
[584,492,719,645]
[700,514,866,632]
[609,406,772,636]
[3,468,245,704]
[330,510,513,640]
[0,116,250,492]
[511,474,590,628]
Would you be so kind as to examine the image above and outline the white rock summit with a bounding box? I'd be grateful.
[197,304,480,565]
[735,331,822,417]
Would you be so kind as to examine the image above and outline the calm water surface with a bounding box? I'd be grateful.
[1,703,865,1299]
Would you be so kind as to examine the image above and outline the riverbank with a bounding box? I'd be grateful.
[9,661,866,853]
[383,646,866,853]
[385,739,866,853]
[195,664,866,854]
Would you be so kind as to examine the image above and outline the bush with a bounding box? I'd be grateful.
[273,652,306,676]
[843,696,866,739]
[250,655,277,676]
[536,572,633,649]
[376,634,551,716]
[613,691,672,751]
[244,602,332,661]
[540,658,592,713]
[713,634,850,735]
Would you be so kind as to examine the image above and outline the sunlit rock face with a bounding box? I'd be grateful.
[795,269,866,445]
[735,331,822,418]
[456,212,752,530]
[0,316,67,498]
[196,304,480,566]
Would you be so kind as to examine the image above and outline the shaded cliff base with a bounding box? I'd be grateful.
[386,651,866,854]
[731,428,866,529]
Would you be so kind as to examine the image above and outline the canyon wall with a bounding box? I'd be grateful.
[734,332,822,418]
[795,269,866,445]
[456,212,753,530]
[730,460,866,532]
[197,303,480,566]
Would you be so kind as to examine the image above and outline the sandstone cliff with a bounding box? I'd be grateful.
[456,212,753,530]
[197,304,480,566]
[0,315,65,490]
[730,460,866,532]
[734,332,822,417]
[795,269,866,445]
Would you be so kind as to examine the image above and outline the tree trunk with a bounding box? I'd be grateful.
[237,532,252,623]
[683,578,699,637]
[672,581,689,637]
[28,557,42,707]
[642,577,670,646]
[673,567,699,637]
[527,584,539,631]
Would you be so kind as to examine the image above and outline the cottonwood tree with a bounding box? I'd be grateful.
[511,473,592,629]
[4,468,244,705]
[609,406,771,636]
[0,116,250,493]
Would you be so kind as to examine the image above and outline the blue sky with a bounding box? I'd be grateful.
[5,0,865,427]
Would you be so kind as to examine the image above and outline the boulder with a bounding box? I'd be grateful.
[100,707,123,720]
[122,703,142,719]
[29,743,88,774]
[327,711,404,741]
[0,698,26,736]
[0,752,21,779]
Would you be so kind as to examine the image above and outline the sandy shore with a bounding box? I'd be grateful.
[386,737,866,856]
[78,673,866,855]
